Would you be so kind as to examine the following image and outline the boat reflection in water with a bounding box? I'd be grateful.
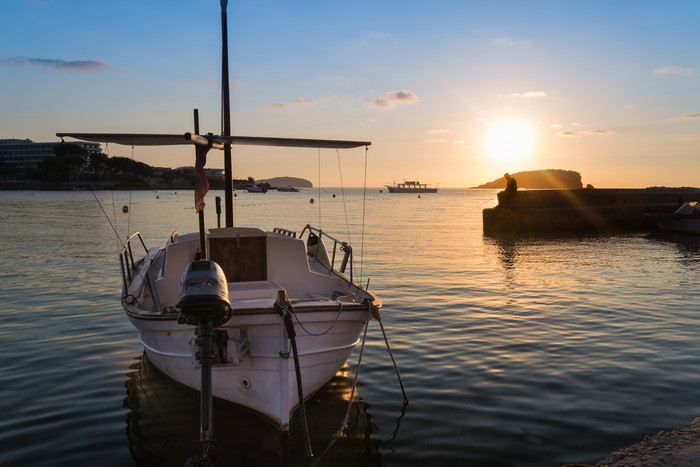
[124,353,380,466]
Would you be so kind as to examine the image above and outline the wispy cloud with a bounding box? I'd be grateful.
[427,129,450,135]
[490,36,530,48]
[681,135,700,141]
[263,98,318,111]
[669,113,700,120]
[1,56,109,72]
[556,129,615,137]
[366,90,419,109]
[653,65,693,76]
[500,91,547,99]
[291,98,317,105]
[424,138,448,143]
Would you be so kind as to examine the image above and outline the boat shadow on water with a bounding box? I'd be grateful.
[124,353,381,466]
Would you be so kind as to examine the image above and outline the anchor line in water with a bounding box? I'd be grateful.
[310,314,371,467]
[372,306,409,404]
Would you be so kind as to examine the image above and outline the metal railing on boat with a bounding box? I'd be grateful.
[298,224,354,285]
[120,232,148,294]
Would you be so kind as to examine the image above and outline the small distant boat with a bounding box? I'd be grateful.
[277,186,299,192]
[646,202,700,234]
[385,180,437,193]
[246,186,267,193]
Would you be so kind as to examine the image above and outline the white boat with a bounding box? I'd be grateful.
[646,201,700,234]
[245,185,267,193]
[57,1,385,439]
[118,225,378,431]
[277,186,300,192]
[385,180,437,193]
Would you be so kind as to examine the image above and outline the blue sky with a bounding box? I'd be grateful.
[1,0,698,187]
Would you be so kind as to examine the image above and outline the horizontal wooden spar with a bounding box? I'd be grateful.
[56,132,371,149]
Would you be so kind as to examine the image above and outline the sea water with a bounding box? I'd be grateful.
[1,188,700,466]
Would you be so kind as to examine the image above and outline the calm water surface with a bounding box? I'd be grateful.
[1,189,700,466]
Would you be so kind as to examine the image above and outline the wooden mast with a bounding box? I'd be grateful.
[221,0,233,227]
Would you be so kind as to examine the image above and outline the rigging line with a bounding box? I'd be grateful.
[336,149,352,245]
[90,188,126,249]
[359,146,369,285]
[317,147,321,231]
[127,145,134,236]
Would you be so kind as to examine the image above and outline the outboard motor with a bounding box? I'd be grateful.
[178,260,230,327]
[177,260,231,467]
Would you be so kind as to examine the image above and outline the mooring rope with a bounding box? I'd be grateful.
[309,315,370,467]
[372,305,409,404]
[275,296,314,459]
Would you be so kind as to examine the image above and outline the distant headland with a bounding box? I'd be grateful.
[474,169,584,189]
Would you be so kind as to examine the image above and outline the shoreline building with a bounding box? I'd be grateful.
[0,138,102,183]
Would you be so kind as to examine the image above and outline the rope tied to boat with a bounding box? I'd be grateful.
[365,299,409,405]
[274,290,314,460]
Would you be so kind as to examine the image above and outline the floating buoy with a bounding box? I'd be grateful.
[234,193,237,197]
[310,199,314,204]
[122,205,128,213]
[380,189,383,193]
[332,194,336,198]
[156,195,160,199]
[418,195,421,198]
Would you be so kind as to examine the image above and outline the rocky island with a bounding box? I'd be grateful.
[475,169,584,189]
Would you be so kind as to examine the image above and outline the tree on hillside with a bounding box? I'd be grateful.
[106,156,153,177]
[37,143,88,182]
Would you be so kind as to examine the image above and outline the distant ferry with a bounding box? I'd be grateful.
[385,180,437,193]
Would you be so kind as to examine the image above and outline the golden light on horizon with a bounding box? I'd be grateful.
[484,119,536,165]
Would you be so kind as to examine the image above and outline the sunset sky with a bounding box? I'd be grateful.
[1,0,698,188]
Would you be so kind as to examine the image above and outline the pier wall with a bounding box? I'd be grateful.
[483,188,700,234]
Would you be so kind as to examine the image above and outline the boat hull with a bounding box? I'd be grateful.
[646,214,700,234]
[120,226,378,431]
[125,304,369,429]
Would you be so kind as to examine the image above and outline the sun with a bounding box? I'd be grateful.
[484,120,536,165]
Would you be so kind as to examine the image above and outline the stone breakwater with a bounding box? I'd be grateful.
[483,188,700,234]
[564,417,700,467]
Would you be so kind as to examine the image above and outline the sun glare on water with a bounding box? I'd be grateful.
[485,120,536,165]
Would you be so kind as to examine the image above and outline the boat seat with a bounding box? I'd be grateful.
[228,280,282,301]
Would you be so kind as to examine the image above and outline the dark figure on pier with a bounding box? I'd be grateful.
[497,173,518,206]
